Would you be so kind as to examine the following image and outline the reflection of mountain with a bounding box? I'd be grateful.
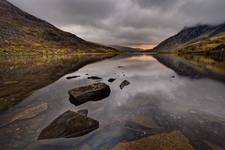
[154,54,225,82]
[153,23,225,54]
[0,0,117,55]
[0,54,112,112]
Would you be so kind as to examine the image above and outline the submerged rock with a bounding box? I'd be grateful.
[66,75,80,80]
[38,110,99,140]
[87,76,102,80]
[108,78,116,83]
[114,131,194,150]
[78,109,88,117]
[118,66,124,68]
[120,80,130,90]
[0,102,48,127]
[69,83,111,106]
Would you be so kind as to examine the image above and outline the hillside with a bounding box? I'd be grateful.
[153,23,225,54]
[0,0,117,55]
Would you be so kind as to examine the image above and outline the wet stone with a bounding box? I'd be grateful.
[78,109,88,117]
[120,80,130,90]
[108,78,116,83]
[66,75,80,80]
[69,83,111,106]
[87,76,102,80]
[118,66,124,68]
[38,110,99,140]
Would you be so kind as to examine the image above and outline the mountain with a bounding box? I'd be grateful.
[0,0,117,55]
[153,23,225,54]
[110,45,143,53]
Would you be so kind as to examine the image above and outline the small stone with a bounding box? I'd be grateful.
[66,75,80,80]
[108,78,116,83]
[118,66,124,68]
[120,80,130,90]
[87,76,102,80]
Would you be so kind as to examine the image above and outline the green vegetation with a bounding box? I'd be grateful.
[178,34,225,54]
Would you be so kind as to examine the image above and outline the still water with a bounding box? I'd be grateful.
[0,54,225,150]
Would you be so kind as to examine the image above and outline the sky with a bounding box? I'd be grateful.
[8,0,225,49]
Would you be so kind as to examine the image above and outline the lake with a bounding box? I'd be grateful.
[0,54,225,150]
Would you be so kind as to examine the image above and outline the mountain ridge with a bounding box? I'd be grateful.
[0,0,118,55]
[153,22,225,53]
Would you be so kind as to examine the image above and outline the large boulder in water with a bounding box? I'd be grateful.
[69,83,111,106]
[38,110,99,140]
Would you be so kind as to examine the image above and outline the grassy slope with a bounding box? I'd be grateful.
[0,0,118,55]
[178,32,225,53]
[153,23,225,54]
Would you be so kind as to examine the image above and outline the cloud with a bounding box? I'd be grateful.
[132,0,181,10]
[8,0,225,48]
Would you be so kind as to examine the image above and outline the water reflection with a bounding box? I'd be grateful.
[0,54,225,150]
[0,54,112,112]
[154,54,225,82]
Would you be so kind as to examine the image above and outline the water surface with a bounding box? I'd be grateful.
[0,54,225,150]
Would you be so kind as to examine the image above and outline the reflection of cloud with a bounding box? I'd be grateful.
[127,55,156,62]
[127,43,156,49]
[75,55,225,119]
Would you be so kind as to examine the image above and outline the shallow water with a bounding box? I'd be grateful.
[1,54,225,150]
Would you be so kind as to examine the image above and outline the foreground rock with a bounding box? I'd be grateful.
[69,83,111,106]
[120,80,130,90]
[38,110,99,140]
[114,131,194,150]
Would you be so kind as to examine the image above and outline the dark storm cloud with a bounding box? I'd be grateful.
[8,0,225,48]
[132,0,181,10]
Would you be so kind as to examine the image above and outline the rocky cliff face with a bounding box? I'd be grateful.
[0,0,117,55]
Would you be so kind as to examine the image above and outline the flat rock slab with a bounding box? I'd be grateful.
[38,110,99,140]
[69,83,111,106]
[114,131,194,150]
[0,102,48,127]
[120,80,130,90]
